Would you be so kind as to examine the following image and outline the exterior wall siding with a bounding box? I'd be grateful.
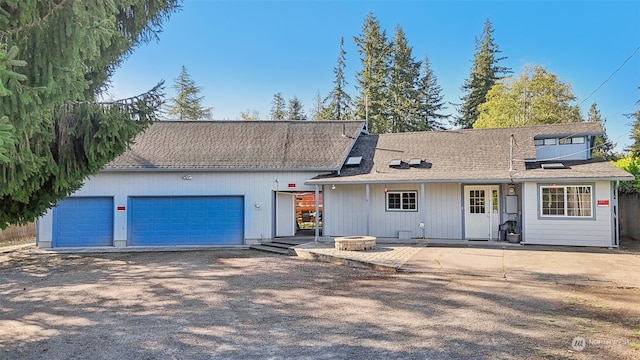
[323,182,462,239]
[38,170,325,247]
[535,142,590,161]
[522,181,614,247]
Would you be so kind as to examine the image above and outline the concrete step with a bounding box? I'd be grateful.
[249,244,293,255]
[264,242,293,249]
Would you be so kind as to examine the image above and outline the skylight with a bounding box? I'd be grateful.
[408,158,422,166]
[389,159,402,167]
[345,156,362,166]
[541,163,566,169]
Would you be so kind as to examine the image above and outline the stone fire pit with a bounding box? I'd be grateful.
[334,236,376,251]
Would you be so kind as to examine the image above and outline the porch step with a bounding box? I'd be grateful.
[250,242,296,256]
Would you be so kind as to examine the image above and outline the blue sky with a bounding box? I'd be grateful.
[109,0,640,152]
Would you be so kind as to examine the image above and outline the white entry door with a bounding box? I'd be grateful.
[275,192,296,237]
[464,186,500,240]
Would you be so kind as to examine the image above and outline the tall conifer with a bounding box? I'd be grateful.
[270,93,286,120]
[457,18,510,128]
[324,37,352,120]
[413,55,448,131]
[388,25,421,133]
[168,66,212,120]
[354,11,392,134]
[0,0,179,227]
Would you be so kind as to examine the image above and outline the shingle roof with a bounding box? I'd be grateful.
[308,122,633,184]
[105,121,365,170]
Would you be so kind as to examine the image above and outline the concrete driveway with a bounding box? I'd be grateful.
[400,247,640,288]
[295,242,640,288]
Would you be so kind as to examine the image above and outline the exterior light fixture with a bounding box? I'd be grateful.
[182,175,193,180]
[331,184,336,190]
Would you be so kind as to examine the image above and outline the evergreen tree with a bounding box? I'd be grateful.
[413,55,448,131]
[474,65,582,128]
[587,103,616,160]
[630,100,640,157]
[456,18,510,128]
[324,36,352,120]
[167,65,212,120]
[354,11,392,134]
[311,90,332,120]
[270,93,286,120]
[387,25,421,133]
[0,0,179,228]
[287,96,307,120]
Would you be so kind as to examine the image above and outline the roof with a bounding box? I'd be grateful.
[307,122,633,184]
[105,121,365,171]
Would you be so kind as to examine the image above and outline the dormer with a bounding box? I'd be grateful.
[533,134,594,161]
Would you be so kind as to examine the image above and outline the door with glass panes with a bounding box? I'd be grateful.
[464,186,500,240]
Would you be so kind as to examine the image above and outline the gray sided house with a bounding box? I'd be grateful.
[37,121,365,249]
[307,122,633,247]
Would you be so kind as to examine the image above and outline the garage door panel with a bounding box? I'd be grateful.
[54,197,114,247]
[129,196,244,246]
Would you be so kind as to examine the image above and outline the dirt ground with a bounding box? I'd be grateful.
[1,246,639,360]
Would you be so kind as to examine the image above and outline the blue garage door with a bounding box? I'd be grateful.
[128,196,244,246]
[53,197,114,247]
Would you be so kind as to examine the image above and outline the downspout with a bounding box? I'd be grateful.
[314,184,320,242]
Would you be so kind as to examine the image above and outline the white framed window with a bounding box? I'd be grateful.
[386,191,417,211]
[540,185,593,217]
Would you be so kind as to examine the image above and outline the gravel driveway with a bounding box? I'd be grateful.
[1,247,639,359]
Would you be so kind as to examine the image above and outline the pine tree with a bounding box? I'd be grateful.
[629,94,640,158]
[270,93,286,120]
[456,18,510,128]
[354,11,392,134]
[287,96,307,120]
[311,90,332,120]
[587,103,616,160]
[0,0,179,228]
[630,107,640,157]
[324,36,352,120]
[474,65,582,128]
[167,66,212,120]
[388,25,421,133]
[412,55,448,131]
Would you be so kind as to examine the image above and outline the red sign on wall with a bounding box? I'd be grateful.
[288,183,296,188]
[117,206,126,211]
[597,200,609,207]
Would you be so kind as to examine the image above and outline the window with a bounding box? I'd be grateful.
[468,189,485,214]
[540,185,592,217]
[387,191,417,211]
[559,136,585,145]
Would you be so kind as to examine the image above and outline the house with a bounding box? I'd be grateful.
[306,122,634,247]
[37,120,633,249]
[36,121,364,248]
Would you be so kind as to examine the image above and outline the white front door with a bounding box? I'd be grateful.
[464,186,500,240]
[275,192,295,237]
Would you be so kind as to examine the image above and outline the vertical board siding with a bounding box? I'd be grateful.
[536,143,590,161]
[523,181,613,246]
[323,185,367,236]
[324,182,462,239]
[39,171,327,246]
[424,183,463,239]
